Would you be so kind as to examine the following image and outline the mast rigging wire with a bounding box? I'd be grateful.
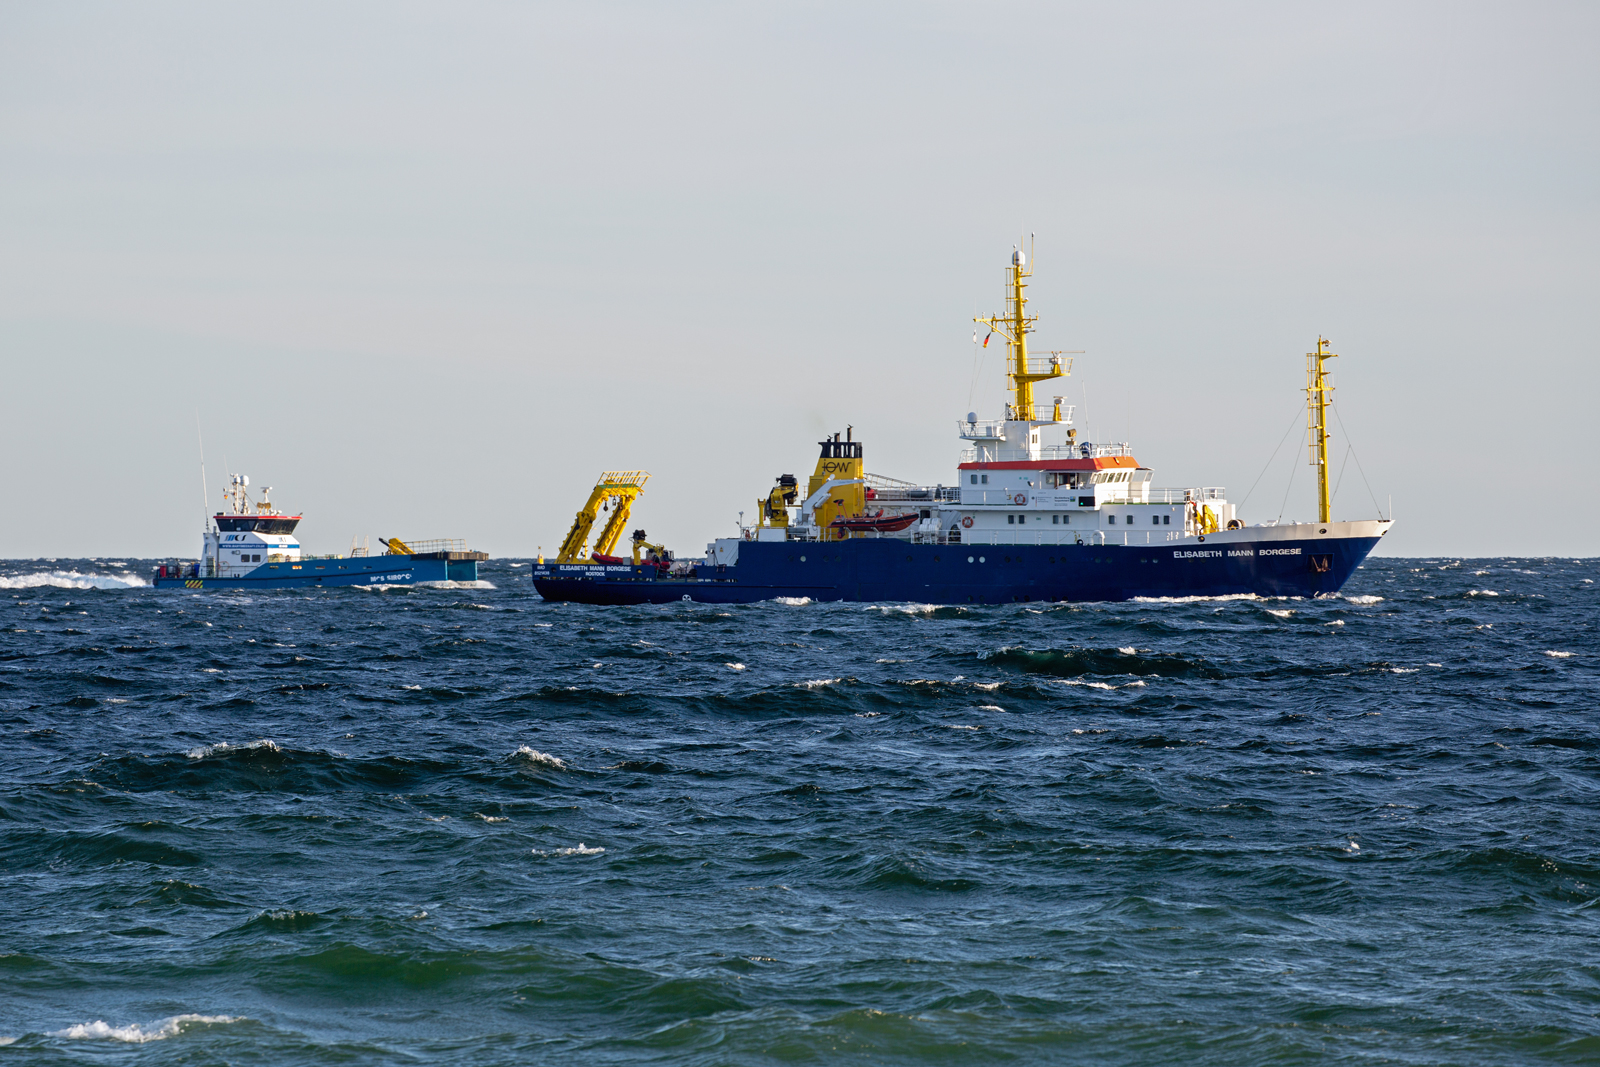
[1330,401,1385,519]
[1237,402,1306,513]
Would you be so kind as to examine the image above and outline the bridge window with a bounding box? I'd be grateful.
[981,474,988,484]
[1007,515,1014,525]
[970,474,977,484]
[1164,515,1171,525]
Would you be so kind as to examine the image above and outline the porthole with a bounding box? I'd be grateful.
[979,556,986,563]
[800,555,807,562]
[967,555,974,563]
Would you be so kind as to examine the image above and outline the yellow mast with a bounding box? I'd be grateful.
[975,245,1066,420]
[1306,337,1337,524]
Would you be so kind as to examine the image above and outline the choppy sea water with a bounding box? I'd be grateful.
[1,556,1596,1065]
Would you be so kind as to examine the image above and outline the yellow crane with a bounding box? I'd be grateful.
[556,471,650,563]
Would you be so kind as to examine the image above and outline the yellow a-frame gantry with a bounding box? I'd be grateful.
[556,471,650,563]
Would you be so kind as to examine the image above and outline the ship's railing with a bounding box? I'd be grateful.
[952,529,1185,547]
[389,538,468,556]
[958,419,1008,440]
[865,485,959,503]
[959,489,1099,507]
[1147,487,1227,503]
[959,442,1134,463]
[773,526,1189,548]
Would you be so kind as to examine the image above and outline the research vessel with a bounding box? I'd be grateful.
[153,475,488,589]
[533,247,1390,605]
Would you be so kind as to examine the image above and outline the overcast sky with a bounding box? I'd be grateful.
[2,2,1595,559]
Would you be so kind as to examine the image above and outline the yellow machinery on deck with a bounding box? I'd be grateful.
[557,471,651,563]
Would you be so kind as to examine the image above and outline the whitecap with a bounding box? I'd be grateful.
[725,663,746,671]
[1085,681,1116,690]
[1124,680,1147,687]
[186,739,279,759]
[511,746,567,770]
[1117,646,1137,654]
[0,570,149,590]
[532,843,604,857]
[1343,595,1383,605]
[1325,620,1345,626]
[1545,651,1576,658]
[1266,609,1293,618]
[976,704,1004,712]
[474,813,509,822]
[1130,593,1260,604]
[971,681,1002,691]
[795,678,840,689]
[771,596,811,606]
[52,1014,240,1043]
[946,724,980,730]
[1467,589,1499,597]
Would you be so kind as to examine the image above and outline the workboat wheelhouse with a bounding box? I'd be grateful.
[153,474,488,589]
[533,245,1390,604]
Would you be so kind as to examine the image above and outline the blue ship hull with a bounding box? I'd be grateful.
[153,554,482,590]
[532,534,1383,604]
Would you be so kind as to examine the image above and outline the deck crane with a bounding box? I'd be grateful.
[555,471,651,563]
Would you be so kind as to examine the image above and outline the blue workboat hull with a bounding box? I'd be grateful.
[153,554,482,590]
[532,533,1383,605]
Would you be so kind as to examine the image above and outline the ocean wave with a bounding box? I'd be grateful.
[52,1014,240,1043]
[532,843,604,857]
[1129,593,1266,604]
[771,596,812,606]
[1545,650,1576,658]
[1343,594,1384,605]
[0,569,149,590]
[187,738,280,760]
[982,645,1224,680]
[511,745,567,770]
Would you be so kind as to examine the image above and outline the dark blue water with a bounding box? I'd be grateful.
[2,557,1597,1064]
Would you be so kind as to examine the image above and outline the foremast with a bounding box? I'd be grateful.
[1306,337,1337,525]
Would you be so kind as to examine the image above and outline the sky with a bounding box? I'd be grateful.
[1,1,1596,559]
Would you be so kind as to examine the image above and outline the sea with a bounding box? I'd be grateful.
[0,555,1595,1065]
